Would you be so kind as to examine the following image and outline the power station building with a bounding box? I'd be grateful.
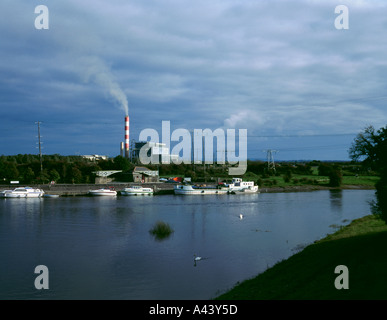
[132,141,179,164]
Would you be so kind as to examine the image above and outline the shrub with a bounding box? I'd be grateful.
[374,169,387,222]
[149,221,174,240]
[329,167,343,187]
[283,170,292,183]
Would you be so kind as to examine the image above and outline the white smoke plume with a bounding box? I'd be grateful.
[80,56,129,115]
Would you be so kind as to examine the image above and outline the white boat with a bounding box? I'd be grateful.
[0,187,45,198]
[174,184,228,195]
[120,186,154,196]
[43,194,60,198]
[88,187,117,196]
[226,178,259,193]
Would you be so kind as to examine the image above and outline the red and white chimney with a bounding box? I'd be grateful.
[125,115,130,158]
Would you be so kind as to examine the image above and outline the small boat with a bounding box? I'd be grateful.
[43,194,60,198]
[174,184,228,195]
[0,187,45,198]
[88,187,117,196]
[226,178,259,193]
[120,186,154,196]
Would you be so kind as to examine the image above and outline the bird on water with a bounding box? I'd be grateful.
[194,254,202,261]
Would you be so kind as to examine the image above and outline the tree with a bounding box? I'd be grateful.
[1,162,19,181]
[349,125,387,172]
[318,163,332,176]
[350,125,387,222]
[283,170,292,183]
[69,166,83,184]
[113,155,132,172]
[328,166,342,187]
[49,169,61,183]
[24,167,36,184]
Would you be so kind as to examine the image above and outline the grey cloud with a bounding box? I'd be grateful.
[1,0,387,159]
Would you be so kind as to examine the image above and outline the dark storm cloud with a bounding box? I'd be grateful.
[1,0,387,159]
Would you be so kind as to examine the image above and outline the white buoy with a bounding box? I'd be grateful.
[239,214,244,220]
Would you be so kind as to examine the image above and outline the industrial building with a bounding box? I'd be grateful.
[132,166,159,183]
[132,141,179,164]
[82,154,109,161]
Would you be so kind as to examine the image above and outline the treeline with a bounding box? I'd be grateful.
[0,154,134,184]
[0,153,371,185]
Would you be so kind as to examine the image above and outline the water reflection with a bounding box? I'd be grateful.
[329,189,343,213]
[0,190,375,300]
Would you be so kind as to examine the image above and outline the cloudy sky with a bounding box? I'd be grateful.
[1,0,387,161]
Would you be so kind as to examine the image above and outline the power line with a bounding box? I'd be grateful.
[246,133,357,138]
[249,144,349,152]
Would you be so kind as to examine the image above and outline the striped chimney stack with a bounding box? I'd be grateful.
[125,115,130,158]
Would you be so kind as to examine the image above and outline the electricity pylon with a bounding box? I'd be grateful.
[35,121,43,172]
[263,149,278,172]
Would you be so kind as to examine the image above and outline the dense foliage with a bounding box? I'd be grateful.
[0,154,124,184]
[350,125,387,222]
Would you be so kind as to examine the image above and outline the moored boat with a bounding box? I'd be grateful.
[43,194,60,198]
[0,187,45,198]
[120,186,154,196]
[174,184,228,195]
[88,187,117,196]
[226,178,259,193]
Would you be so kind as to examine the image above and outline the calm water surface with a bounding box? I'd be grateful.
[0,189,375,299]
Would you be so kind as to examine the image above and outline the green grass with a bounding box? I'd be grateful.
[254,174,378,188]
[215,215,387,300]
[342,175,379,186]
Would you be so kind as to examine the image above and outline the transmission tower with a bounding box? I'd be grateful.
[35,121,43,172]
[263,149,278,172]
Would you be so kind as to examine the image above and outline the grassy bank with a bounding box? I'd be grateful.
[244,173,378,189]
[215,214,387,300]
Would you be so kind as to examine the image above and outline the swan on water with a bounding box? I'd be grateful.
[194,254,202,261]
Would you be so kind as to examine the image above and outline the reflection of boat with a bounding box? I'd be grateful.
[226,178,259,193]
[88,187,117,196]
[0,187,45,198]
[120,186,154,196]
[174,185,228,195]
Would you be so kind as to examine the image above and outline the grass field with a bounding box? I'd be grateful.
[215,214,387,300]
[242,172,379,189]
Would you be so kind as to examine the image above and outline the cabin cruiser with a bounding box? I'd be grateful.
[226,178,259,193]
[174,184,228,195]
[120,186,154,196]
[88,187,117,196]
[0,187,45,198]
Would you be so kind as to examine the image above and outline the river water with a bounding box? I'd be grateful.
[0,189,375,300]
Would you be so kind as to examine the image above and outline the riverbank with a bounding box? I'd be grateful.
[0,183,175,196]
[259,184,375,193]
[215,214,387,299]
[0,182,375,197]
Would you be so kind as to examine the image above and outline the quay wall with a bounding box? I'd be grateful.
[0,182,186,196]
